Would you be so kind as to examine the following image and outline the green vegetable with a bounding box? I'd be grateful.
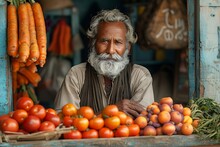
[189,97,220,140]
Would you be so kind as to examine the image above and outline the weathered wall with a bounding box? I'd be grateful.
[0,0,12,115]
[199,0,220,103]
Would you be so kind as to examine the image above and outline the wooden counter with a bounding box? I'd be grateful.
[0,135,219,147]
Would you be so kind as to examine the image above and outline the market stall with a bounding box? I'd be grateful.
[0,0,220,146]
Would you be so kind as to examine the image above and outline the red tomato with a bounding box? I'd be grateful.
[28,104,46,120]
[98,127,114,138]
[82,129,98,139]
[115,111,127,125]
[22,115,41,133]
[63,130,82,139]
[44,113,61,127]
[0,114,10,126]
[12,109,28,124]
[102,105,119,117]
[77,106,94,120]
[89,117,104,130]
[16,96,34,111]
[114,125,129,137]
[104,116,120,130]
[63,116,74,127]
[73,117,89,132]
[46,108,57,115]
[0,114,10,131]
[38,121,55,132]
[62,103,77,116]
[1,118,19,133]
[128,124,140,136]
[125,116,134,125]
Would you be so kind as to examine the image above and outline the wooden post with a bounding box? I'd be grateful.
[0,0,13,115]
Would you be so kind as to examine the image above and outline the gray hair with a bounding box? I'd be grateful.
[87,9,137,47]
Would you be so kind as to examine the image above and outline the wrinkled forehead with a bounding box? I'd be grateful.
[97,21,127,34]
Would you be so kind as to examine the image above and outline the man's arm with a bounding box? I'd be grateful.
[54,64,86,111]
[116,64,154,118]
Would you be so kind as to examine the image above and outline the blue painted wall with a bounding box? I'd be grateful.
[0,0,12,115]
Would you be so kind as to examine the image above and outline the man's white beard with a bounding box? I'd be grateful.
[88,48,130,79]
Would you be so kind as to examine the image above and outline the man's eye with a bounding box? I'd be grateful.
[100,39,108,43]
[115,41,122,44]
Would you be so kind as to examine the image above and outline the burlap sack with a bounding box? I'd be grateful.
[137,0,188,50]
[40,0,74,11]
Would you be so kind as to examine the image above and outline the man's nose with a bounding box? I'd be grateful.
[106,40,116,55]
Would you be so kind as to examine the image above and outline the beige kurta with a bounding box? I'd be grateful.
[54,62,154,111]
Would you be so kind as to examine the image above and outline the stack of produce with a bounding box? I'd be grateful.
[0,97,61,134]
[2,96,218,141]
[55,97,197,139]
[7,0,47,108]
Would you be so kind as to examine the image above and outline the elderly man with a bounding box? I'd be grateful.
[54,9,154,118]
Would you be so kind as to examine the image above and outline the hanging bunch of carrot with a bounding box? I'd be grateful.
[48,19,73,56]
[7,0,47,109]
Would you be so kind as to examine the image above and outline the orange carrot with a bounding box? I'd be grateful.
[12,71,18,94]
[26,2,40,62]
[18,43,30,63]
[19,67,41,87]
[27,62,38,73]
[7,4,18,58]
[63,22,73,56]
[12,71,18,109]
[25,59,33,66]
[11,58,20,72]
[17,73,29,86]
[32,2,47,67]
[18,3,30,46]
[18,3,30,63]
[59,20,66,55]
[48,21,61,54]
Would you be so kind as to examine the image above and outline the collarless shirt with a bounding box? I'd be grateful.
[54,62,154,111]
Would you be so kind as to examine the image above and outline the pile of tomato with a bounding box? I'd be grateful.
[59,104,141,139]
[0,96,61,134]
[0,96,197,140]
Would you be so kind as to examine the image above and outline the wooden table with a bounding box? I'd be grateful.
[0,135,219,147]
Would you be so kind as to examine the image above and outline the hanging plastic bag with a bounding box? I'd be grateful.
[36,54,71,107]
[137,0,188,50]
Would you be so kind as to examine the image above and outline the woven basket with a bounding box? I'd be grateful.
[0,126,74,143]
[39,0,74,11]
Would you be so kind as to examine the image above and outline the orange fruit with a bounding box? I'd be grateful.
[159,103,172,112]
[156,127,163,135]
[173,104,184,113]
[162,122,176,136]
[150,114,159,123]
[181,123,194,135]
[143,125,157,136]
[152,106,160,115]
[192,119,199,128]
[183,107,191,116]
[158,111,171,124]
[159,97,173,106]
[182,116,193,124]
[170,110,183,124]
[134,116,148,129]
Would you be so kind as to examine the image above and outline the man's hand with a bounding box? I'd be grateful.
[116,99,145,119]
